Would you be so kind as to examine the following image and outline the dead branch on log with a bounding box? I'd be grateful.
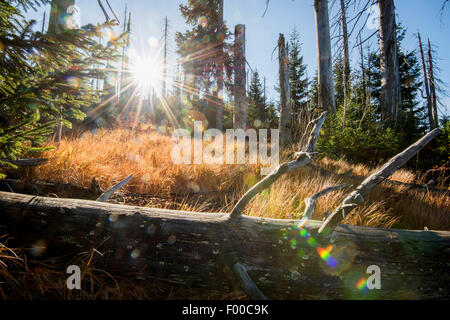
[309,163,449,195]
[0,158,48,167]
[96,174,133,202]
[302,184,349,220]
[319,128,442,235]
[229,112,328,218]
[232,263,267,300]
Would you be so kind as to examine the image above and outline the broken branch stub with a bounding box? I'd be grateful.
[96,174,133,202]
[232,263,267,300]
[319,128,442,235]
[229,112,328,218]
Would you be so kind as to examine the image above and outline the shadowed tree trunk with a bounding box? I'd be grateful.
[314,0,336,114]
[48,0,75,35]
[427,39,439,129]
[417,32,433,129]
[340,0,350,125]
[49,0,75,143]
[278,34,291,147]
[234,24,247,130]
[378,0,401,125]
[215,0,224,131]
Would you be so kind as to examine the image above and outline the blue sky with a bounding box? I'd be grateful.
[26,0,449,116]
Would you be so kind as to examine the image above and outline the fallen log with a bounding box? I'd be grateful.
[0,191,448,299]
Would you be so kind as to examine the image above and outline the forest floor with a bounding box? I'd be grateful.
[1,126,449,300]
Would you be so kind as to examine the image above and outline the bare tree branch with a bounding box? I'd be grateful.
[319,128,442,235]
[302,184,349,220]
[233,263,267,300]
[229,112,328,219]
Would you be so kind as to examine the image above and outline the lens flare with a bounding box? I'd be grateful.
[317,245,338,268]
[199,16,208,28]
[356,277,367,291]
[297,217,309,229]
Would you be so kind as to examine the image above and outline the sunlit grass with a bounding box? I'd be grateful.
[30,127,450,231]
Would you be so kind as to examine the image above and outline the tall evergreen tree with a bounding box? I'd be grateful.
[288,28,309,115]
[366,26,426,144]
[247,69,267,129]
[0,0,120,176]
[175,0,231,118]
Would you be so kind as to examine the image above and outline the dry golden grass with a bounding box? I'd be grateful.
[28,127,449,231]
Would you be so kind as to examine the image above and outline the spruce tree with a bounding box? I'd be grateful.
[175,1,231,102]
[247,70,267,129]
[288,28,309,115]
[0,0,121,176]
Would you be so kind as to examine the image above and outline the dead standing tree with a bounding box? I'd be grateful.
[314,0,336,114]
[417,32,434,129]
[378,0,401,125]
[339,0,351,125]
[278,34,292,147]
[0,113,448,299]
[215,0,225,131]
[233,24,247,130]
[427,38,439,129]
[48,0,75,143]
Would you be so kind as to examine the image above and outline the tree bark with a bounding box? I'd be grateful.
[314,0,336,114]
[48,0,75,35]
[0,191,448,299]
[278,34,292,147]
[234,24,247,130]
[378,0,401,125]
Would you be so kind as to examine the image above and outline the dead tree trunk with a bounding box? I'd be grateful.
[359,35,368,110]
[340,0,350,125]
[314,0,336,114]
[278,34,291,147]
[427,39,439,129]
[49,0,75,143]
[215,0,224,131]
[162,17,168,98]
[48,0,75,35]
[234,24,247,130]
[417,32,433,129]
[378,0,401,125]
